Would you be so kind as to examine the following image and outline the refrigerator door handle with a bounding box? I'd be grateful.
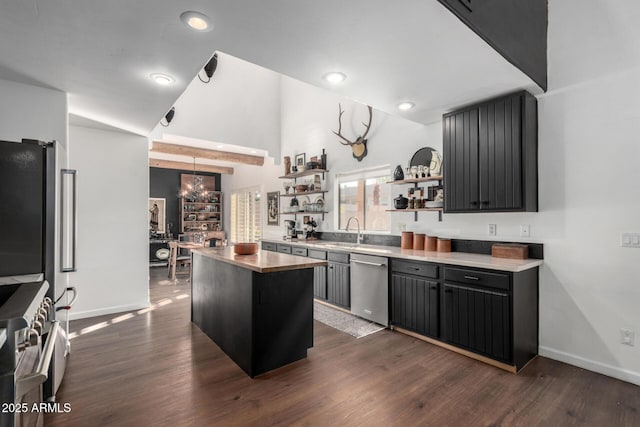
[60,169,77,272]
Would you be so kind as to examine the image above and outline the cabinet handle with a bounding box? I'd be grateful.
[463,275,480,281]
[444,289,453,294]
[430,285,438,290]
[328,266,334,269]
[470,201,478,206]
[481,201,490,205]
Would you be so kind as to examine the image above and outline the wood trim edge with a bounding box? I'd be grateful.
[393,326,518,374]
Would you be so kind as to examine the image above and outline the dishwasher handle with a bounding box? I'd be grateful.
[351,259,386,267]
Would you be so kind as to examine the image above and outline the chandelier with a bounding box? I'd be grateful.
[181,157,209,202]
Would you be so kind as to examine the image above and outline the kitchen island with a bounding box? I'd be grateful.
[191,247,327,377]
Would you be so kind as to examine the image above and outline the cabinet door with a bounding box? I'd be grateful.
[313,265,327,300]
[391,274,439,338]
[327,262,350,309]
[478,93,523,210]
[443,284,511,362]
[443,109,479,212]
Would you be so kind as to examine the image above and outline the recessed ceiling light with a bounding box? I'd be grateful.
[150,73,175,86]
[323,72,347,84]
[180,11,213,32]
[397,102,415,111]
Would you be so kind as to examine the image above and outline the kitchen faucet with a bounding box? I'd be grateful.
[345,216,363,245]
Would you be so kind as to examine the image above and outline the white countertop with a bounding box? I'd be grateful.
[262,239,543,272]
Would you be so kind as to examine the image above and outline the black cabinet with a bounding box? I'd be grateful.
[442,283,511,362]
[392,274,439,338]
[308,249,328,300]
[444,91,537,213]
[262,241,277,252]
[391,259,440,338]
[327,254,350,309]
[441,265,538,370]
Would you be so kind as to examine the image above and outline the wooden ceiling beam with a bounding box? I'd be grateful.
[149,159,234,175]
[150,141,264,166]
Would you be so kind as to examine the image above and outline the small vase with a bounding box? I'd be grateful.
[393,165,404,181]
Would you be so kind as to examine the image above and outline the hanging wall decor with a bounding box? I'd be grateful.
[332,104,373,162]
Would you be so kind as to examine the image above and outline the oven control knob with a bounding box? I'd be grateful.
[28,329,39,346]
[33,320,43,335]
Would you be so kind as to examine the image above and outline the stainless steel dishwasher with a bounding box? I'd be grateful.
[350,253,389,326]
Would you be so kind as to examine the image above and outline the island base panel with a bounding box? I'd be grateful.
[192,253,314,377]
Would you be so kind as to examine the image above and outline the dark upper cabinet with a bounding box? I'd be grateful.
[444,91,537,213]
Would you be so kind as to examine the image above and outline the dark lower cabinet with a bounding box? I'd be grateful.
[327,261,350,309]
[391,274,439,338]
[442,283,511,363]
[313,266,327,300]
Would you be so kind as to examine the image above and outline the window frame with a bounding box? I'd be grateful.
[230,186,262,243]
[333,165,392,234]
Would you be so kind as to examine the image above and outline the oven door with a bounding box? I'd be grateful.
[14,321,60,427]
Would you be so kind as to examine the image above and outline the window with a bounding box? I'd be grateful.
[337,166,391,232]
[230,186,262,243]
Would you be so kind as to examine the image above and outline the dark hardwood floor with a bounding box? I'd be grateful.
[47,267,640,426]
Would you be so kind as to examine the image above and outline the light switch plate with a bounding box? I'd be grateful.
[621,232,640,248]
[520,224,531,237]
[488,224,497,236]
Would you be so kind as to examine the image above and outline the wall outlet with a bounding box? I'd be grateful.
[520,224,531,237]
[487,224,497,236]
[621,328,635,346]
[621,232,640,248]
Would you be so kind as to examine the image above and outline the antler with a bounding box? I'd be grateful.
[359,105,373,142]
[332,104,354,146]
[332,104,373,145]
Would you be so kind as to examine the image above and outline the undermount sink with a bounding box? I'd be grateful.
[312,241,393,254]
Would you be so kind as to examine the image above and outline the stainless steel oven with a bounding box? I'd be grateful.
[0,280,61,427]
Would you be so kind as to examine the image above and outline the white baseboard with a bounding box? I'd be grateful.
[539,346,640,386]
[66,302,150,321]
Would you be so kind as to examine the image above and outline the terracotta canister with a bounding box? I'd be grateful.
[425,235,438,252]
[401,231,414,249]
[437,238,451,253]
[413,233,425,250]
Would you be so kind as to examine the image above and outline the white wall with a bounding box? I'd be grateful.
[0,78,69,299]
[223,45,640,385]
[67,125,149,319]
[149,52,282,159]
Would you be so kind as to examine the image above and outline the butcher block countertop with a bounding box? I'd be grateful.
[261,239,543,273]
[192,246,327,273]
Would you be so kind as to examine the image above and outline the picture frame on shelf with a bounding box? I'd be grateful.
[267,191,279,225]
[295,153,306,169]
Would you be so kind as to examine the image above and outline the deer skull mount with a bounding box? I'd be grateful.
[332,104,373,162]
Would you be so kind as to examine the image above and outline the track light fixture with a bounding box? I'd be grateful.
[199,53,218,83]
[160,107,175,127]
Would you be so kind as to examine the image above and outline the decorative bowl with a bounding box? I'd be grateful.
[295,184,309,193]
[196,213,207,220]
[234,242,258,255]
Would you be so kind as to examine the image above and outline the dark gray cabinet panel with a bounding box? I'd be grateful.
[261,241,276,252]
[443,283,511,363]
[327,261,350,309]
[391,274,439,338]
[444,109,479,212]
[444,91,537,213]
[313,265,327,300]
[276,244,292,254]
[437,0,548,91]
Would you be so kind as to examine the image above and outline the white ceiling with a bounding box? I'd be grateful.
[0,0,542,135]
